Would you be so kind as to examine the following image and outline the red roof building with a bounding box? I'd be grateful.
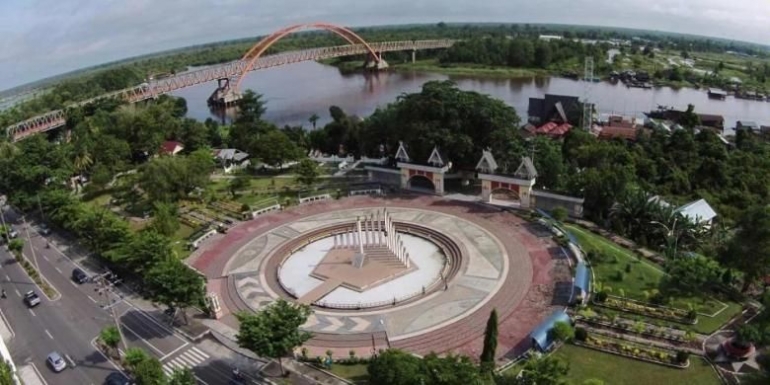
[159,141,184,156]
[528,122,573,138]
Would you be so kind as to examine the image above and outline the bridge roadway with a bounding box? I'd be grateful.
[7,39,455,142]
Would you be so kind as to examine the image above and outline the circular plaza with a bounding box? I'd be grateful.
[190,195,572,359]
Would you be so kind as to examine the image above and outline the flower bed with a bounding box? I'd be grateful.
[576,335,689,369]
[210,201,246,217]
[576,317,696,347]
[594,295,697,324]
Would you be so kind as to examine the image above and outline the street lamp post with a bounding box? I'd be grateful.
[649,218,679,258]
[21,216,40,272]
[96,273,128,353]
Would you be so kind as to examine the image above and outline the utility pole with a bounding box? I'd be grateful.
[21,216,40,272]
[95,273,128,353]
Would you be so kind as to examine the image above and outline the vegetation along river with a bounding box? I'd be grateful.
[172,61,769,133]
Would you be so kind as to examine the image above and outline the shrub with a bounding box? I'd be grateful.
[650,292,667,305]
[625,263,632,273]
[614,271,625,282]
[594,291,608,303]
[575,327,588,342]
[240,203,251,212]
[551,207,568,222]
[687,310,698,321]
[676,351,689,364]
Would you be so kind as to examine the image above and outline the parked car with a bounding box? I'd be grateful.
[46,351,66,372]
[23,291,41,307]
[72,268,88,284]
[7,228,18,239]
[39,224,51,236]
[104,372,132,385]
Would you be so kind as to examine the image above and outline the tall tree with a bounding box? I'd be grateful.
[134,356,167,385]
[367,349,423,385]
[295,159,320,188]
[168,368,197,385]
[480,309,499,373]
[308,113,320,130]
[235,299,312,375]
[149,202,180,237]
[145,258,206,324]
[721,205,770,291]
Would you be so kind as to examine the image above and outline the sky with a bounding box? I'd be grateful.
[1,0,769,91]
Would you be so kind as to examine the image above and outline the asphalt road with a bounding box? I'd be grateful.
[1,205,267,385]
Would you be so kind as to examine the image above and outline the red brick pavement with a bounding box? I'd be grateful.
[190,196,571,361]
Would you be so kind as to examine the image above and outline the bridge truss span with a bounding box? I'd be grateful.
[6,37,455,142]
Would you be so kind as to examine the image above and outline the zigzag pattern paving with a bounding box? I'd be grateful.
[191,195,571,364]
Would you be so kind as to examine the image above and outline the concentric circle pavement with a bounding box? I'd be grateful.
[189,195,572,361]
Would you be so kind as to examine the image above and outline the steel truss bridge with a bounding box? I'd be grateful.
[6,23,455,142]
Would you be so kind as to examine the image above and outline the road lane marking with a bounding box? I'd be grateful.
[14,289,20,297]
[119,322,165,355]
[54,267,62,274]
[41,255,48,261]
[4,274,8,281]
[45,329,53,339]
[69,281,78,288]
[28,309,36,317]
[87,295,97,303]
[160,342,189,361]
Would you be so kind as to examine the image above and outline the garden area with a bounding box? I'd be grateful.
[552,344,721,385]
[564,224,743,334]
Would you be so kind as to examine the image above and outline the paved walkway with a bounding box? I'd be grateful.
[190,195,572,363]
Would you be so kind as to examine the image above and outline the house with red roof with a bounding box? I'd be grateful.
[158,141,184,156]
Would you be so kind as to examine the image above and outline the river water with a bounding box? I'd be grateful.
[172,61,769,132]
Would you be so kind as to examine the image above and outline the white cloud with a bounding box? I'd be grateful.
[1,0,769,90]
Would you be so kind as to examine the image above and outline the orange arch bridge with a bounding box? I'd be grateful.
[234,23,385,92]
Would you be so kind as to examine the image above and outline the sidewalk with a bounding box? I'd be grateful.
[17,365,46,385]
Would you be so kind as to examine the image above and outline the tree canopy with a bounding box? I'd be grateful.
[235,299,312,375]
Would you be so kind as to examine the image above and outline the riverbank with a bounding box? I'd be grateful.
[325,58,551,78]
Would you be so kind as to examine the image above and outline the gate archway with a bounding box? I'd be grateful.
[491,188,520,202]
[408,175,436,191]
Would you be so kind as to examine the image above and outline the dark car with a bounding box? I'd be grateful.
[71,268,88,284]
[104,372,132,385]
[23,291,41,307]
[39,224,52,236]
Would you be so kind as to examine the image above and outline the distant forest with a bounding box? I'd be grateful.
[2,22,768,128]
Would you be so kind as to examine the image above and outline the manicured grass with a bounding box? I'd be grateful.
[565,224,664,300]
[552,344,721,385]
[565,224,742,334]
[328,363,369,384]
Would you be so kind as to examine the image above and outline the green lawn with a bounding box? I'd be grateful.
[565,224,665,300]
[328,363,368,384]
[565,224,742,334]
[552,344,721,385]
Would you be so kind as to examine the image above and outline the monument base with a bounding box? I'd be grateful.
[310,247,417,293]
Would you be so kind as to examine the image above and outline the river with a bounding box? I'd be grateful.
[171,61,769,133]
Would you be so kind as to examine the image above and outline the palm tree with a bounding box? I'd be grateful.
[308,113,319,130]
[73,151,93,174]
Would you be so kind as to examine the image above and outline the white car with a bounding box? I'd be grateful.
[47,352,66,372]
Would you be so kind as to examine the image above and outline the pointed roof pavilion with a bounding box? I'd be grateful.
[394,141,410,163]
[514,156,538,180]
[475,149,499,174]
[427,146,447,168]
